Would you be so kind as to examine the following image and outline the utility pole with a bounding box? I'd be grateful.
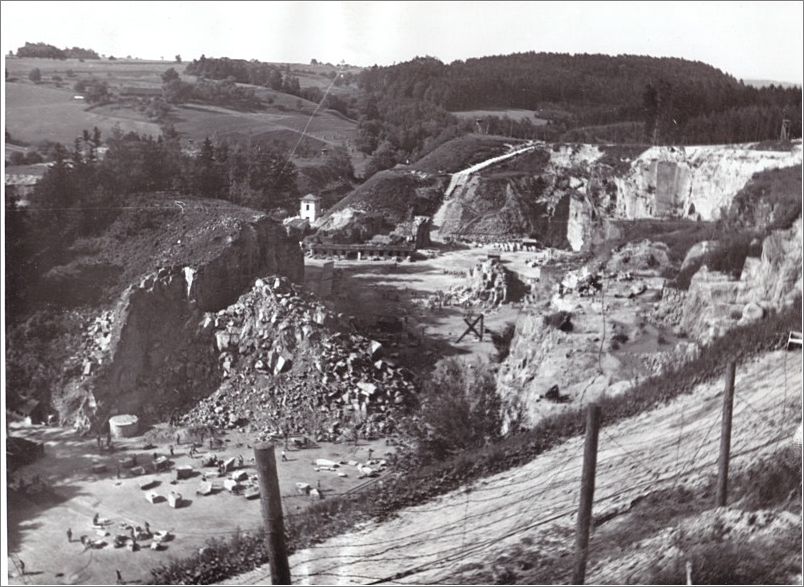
[573,403,601,585]
[716,362,736,507]
[254,443,291,585]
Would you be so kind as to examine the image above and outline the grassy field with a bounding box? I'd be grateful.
[5,57,358,156]
[6,58,181,86]
[167,103,356,148]
[5,82,162,145]
[452,108,548,125]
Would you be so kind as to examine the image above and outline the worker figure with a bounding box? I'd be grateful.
[367,448,374,462]
[281,450,288,462]
[169,445,175,457]
[93,513,100,526]
[144,521,151,534]
[176,433,181,445]
[116,569,124,584]
[67,527,73,542]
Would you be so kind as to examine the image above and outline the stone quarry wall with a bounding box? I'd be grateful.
[65,217,304,429]
[680,217,802,344]
[613,144,803,221]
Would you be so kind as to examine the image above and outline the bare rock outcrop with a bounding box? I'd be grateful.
[680,217,802,344]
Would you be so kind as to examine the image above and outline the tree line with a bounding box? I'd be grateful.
[15,41,100,60]
[183,56,357,118]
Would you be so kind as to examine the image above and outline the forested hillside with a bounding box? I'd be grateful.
[353,53,802,172]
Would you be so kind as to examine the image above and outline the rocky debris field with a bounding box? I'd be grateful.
[181,276,418,440]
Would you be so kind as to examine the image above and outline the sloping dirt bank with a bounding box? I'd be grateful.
[228,349,801,585]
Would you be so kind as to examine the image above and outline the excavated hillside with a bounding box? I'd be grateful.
[315,136,802,251]
[28,195,306,430]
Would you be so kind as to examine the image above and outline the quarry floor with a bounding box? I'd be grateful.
[6,427,392,586]
[228,349,802,585]
[304,245,561,370]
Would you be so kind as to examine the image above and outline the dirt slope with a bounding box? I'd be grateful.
[228,350,801,585]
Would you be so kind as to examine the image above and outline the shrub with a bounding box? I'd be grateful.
[544,311,573,332]
[407,358,502,462]
[645,534,801,585]
[490,322,516,362]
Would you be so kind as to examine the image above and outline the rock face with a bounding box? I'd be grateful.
[63,216,304,430]
[680,217,802,343]
[613,144,802,221]
[317,138,801,253]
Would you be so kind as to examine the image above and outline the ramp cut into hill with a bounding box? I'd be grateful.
[228,350,801,585]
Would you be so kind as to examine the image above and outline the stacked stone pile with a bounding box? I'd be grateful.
[182,276,417,440]
[429,259,524,309]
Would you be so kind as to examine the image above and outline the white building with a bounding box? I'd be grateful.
[300,194,321,223]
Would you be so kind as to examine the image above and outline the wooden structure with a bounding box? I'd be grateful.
[306,242,415,260]
[457,313,485,343]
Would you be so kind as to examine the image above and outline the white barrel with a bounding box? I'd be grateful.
[109,414,139,438]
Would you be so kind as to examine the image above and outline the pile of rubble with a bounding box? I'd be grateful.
[429,259,526,309]
[559,267,602,297]
[182,276,417,440]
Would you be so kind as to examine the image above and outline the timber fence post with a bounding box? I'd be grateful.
[254,442,291,585]
[573,402,601,585]
[716,361,736,507]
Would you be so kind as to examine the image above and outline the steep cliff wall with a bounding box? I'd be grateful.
[614,144,803,221]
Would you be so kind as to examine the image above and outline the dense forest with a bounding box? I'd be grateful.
[352,53,802,171]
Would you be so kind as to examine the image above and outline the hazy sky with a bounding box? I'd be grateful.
[2,1,802,83]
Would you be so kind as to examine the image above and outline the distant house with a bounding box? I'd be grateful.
[300,194,321,223]
[119,86,163,97]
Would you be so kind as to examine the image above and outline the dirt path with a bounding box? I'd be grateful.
[229,350,802,585]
